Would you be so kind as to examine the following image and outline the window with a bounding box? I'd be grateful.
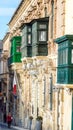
[27,34,31,44]
[38,23,48,42]
[58,49,68,65]
[39,31,46,41]
[16,46,21,52]
[21,18,48,57]
[28,27,31,32]
[39,24,47,29]
[22,35,25,44]
[27,26,32,45]
[71,50,73,63]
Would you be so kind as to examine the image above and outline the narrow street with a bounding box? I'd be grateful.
[0,122,27,130]
[0,125,14,130]
[0,0,73,130]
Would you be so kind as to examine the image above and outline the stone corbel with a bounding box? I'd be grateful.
[42,64,48,73]
[48,59,53,66]
[38,78,42,83]
[46,0,49,3]
[36,59,42,66]
[31,4,37,10]
[29,70,39,77]
[17,22,21,27]
[10,31,13,36]
[19,19,24,24]
[22,64,27,70]
[32,59,37,68]
[28,10,31,16]
[25,16,28,21]
[28,7,33,12]
[27,63,32,70]
[15,26,19,30]
[13,27,16,32]
[37,11,41,16]
[37,0,42,5]
[65,88,71,95]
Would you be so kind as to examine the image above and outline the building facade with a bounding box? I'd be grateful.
[2,0,73,130]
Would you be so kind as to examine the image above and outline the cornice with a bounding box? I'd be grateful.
[8,0,49,37]
[8,0,23,25]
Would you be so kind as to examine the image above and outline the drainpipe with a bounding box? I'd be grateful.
[49,73,61,130]
[49,73,53,110]
[71,94,73,130]
[36,81,38,117]
[57,89,60,130]
[51,0,54,39]
[43,76,46,106]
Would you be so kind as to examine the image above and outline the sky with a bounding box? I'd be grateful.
[0,0,21,40]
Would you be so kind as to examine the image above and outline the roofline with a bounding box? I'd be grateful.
[8,0,24,25]
[2,32,10,42]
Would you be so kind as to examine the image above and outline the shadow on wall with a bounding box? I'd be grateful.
[47,126,52,130]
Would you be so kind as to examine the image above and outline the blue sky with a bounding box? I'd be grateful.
[0,0,21,40]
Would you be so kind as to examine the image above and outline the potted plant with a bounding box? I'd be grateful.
[36,116,42,121]
[29,116,33,120]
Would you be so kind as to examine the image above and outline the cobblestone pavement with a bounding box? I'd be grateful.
[0,124,13,130]
[0,122,29,130]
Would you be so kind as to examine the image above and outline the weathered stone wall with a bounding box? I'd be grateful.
[7,0,73,129]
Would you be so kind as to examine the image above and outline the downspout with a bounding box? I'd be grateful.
[71,94,73,130]
[51,0,54,39]
[49,73,53,110]
[57,89,60,130]
[43,75,46,107]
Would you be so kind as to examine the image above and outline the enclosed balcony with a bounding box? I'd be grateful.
[8,53,21,66]
[8,36,21,66]
[21,23,32,58]
[32,17,49,56]
[21,17,49,59]
[55,35,73,84]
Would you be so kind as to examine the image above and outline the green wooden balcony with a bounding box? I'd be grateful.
[32,17,49,57]
[55,35,73,84]
[8,53,21,66]
[20,17,49,58]
[32,44,48,56]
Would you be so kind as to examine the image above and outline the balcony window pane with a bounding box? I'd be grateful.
[71,50,73,63]
[39,31,46,41]
[28,27,31,32]
[22,34,27,46]
[16,46,21,52]
[65,49,68,64]
[28,34,31,44]
[39,24,47,29]
[22,35,25,43]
